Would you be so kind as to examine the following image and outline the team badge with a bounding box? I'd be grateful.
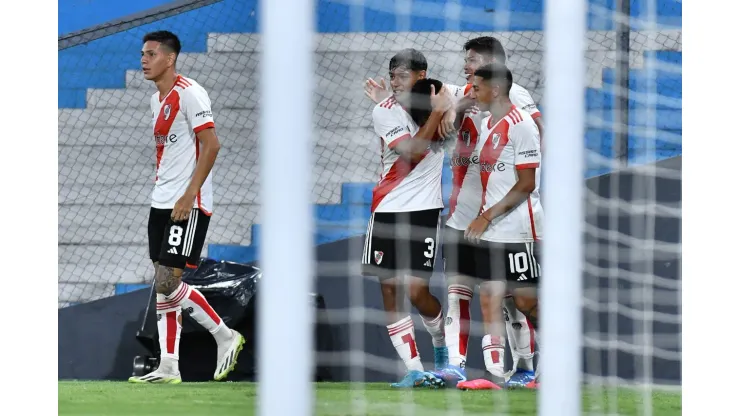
[374,251,384,265]
[462,130,471,147]
[163,104,172,121]
[492,133,501,149]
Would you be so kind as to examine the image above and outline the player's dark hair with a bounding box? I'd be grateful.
[408,78,444,126]
[475,63,513,95]
[464,36,507,64]
[389,48,428,73]
[143,31,182,56]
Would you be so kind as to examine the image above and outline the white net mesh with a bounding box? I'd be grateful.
[58,0,681,412]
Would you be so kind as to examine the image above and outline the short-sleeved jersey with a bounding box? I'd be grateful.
[370,95,444,213]
[476,105,543,242]
[150,75,215,215]
[446,82,540,230]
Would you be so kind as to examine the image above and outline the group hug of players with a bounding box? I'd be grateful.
[125,29,543,389]
[360,36,545,390]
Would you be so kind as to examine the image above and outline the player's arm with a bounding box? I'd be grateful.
[374,86,451,163]
[187,127,221,196]
[171,88,221,222]
[481,121,541,222]
[510,86,544,149]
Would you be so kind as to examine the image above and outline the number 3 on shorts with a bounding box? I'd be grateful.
[168,225,184,247]
[423,237,435,259]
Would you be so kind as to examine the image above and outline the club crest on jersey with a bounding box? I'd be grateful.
[492,133,502,149]
[163,104,172,121]
[462,130,471,147]
[374,251,384,265]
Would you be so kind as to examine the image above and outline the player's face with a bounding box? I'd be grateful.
[141,41,174,81]
[471,75,494,106]
[463,49,493,83]
[389,67,425,103]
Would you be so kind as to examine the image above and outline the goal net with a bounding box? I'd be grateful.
[58,0,681,412]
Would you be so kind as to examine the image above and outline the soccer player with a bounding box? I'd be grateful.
[444,36,542,387]
[457,63,543,389]
[361,49,461,388]
[128,31,245,384]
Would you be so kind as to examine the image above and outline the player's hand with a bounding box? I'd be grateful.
[438,109,457,139]
[172,192,196,222]
[456,90,476,113]
[364,77,391,104]
[430,85,453,113]
[465,215,491,244]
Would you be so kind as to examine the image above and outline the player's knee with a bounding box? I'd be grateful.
[513,295,537,318]
[406,279,431,306]
[154,265,183,295]
[513,295,534,311]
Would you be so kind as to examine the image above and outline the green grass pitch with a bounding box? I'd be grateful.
[58,381,681,415]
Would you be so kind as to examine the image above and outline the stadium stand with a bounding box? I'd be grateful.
[58,0,681,305]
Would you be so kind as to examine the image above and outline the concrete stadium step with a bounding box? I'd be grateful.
[206,30,681,54]
[59,262,152,285]
[58,282,115,304]
[59,204,258,245]
[58,52,256,73]
[587,109,681,131]
[59,244,149,265]
[58,106,375,130]
[58,108,258,130]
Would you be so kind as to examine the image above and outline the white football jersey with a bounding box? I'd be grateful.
[446,83,540,230]
[150,75,215,214]
[476,105,543,242]
[370,95,445,213]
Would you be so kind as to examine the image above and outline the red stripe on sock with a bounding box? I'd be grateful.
[526,317,536,353]
[449,289,473,298]
[158,283,189,309]
[448,286,473,297]
[459,298,470,356]
[188,289,222,325]
[166,311,177,354]
[388,320,414,336]
[388,317,412,330]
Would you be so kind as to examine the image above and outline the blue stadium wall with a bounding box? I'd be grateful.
[59,0,682,293]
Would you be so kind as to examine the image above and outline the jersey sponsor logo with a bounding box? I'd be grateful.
[522,103,537,111]
[385,125,407,138]
[195,110,212,119]
[480,161,506,173]
[518,149,539,158]
[450,154,480,167]
[155,133,178,145]
[163,104,172,121]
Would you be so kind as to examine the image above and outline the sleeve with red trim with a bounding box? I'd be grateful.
[445,83,467,106]
[182,85,216,134]
[509,84,541,119]
[510,118,541,170]
[372,104,412,149]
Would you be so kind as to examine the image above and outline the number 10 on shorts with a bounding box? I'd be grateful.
[508,252,529,274]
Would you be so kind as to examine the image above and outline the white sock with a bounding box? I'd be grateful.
[169,282,233,345]
[445,284,473,367]
[503,297,535,371]
[156,293,182,374]
[482,334,506,378]
[387,316,424,372]
[421,310,446,348]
